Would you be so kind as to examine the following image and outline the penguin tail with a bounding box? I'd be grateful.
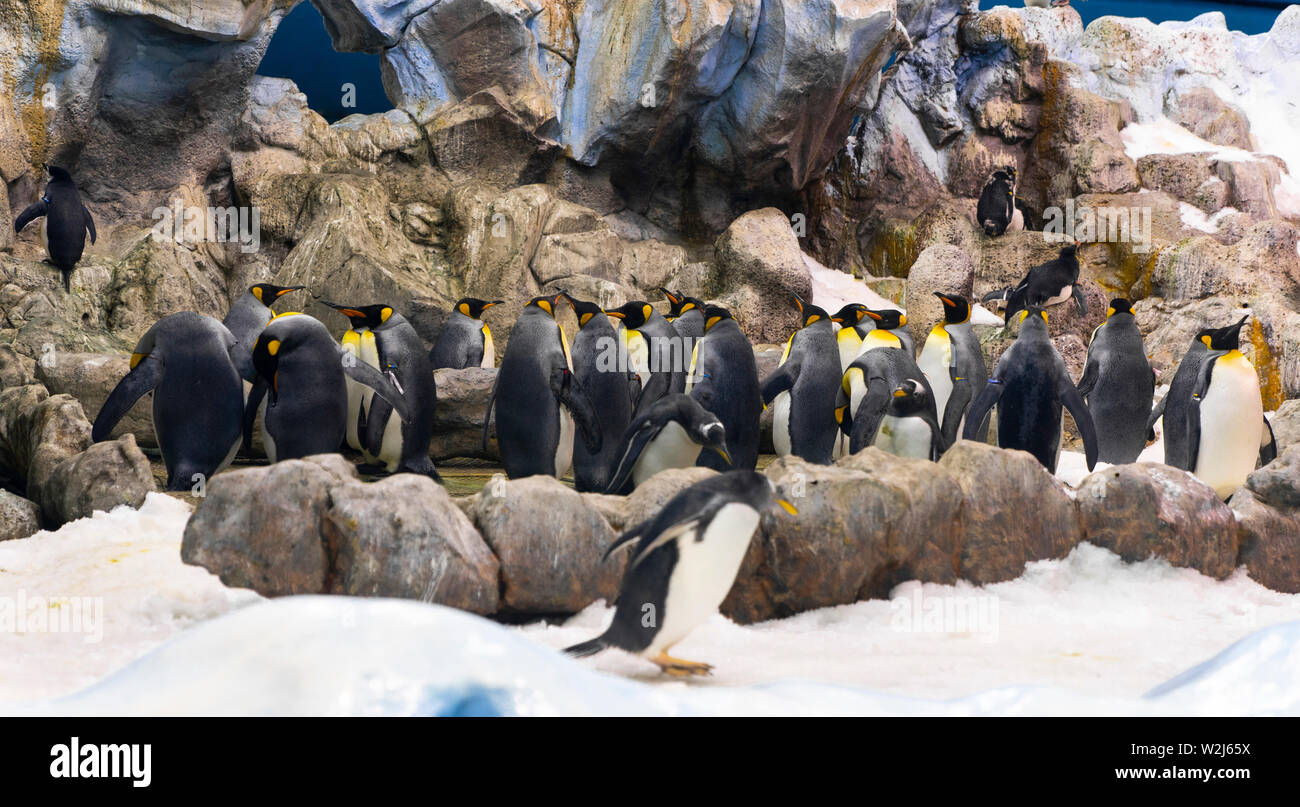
[61,269,72,292]
[563,636,608,659]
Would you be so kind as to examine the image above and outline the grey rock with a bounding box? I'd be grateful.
[43,435,157,524]
[0,489,43,542]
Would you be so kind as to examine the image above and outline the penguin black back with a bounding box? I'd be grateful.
[689,306,761,472]
[564,292,635,492]
[430,297,502,369]
[977,166,1016,237]
[14,165,96,291]
[760,296,841,464]
[1075,299,1155,463]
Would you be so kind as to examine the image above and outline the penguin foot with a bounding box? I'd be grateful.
[651,652,713,677]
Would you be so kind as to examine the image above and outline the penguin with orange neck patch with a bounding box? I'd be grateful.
[760,295,841,464]
[430,297,503,369]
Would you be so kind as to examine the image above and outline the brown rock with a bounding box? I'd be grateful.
[905,244,976,348]
[1230,488,1300,594]
[1271,400,1300,454]
[43,435,157,523]
[0,489,42,542]
[36,352,156,447]
[432,367,497,460]
[1246,445,1300,511]
[709,209,814,344]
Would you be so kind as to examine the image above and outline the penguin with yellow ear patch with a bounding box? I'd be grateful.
[760,294,841,464]
[562,292,635,492]
[917,292,988,446]
[605,300,686,419]
[1075,299,1155,464]
[430,297,503,369]
[221,283,305,381]
[829,303,871,371]
[855,307,914,357]
[963,306,1099,473]
[484,293,603,479]
[838,340,945,459]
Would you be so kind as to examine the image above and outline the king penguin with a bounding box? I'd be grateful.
[565,471,797,676]
[222,283,305,380]
[838,338,945,459]
[244,313,410,463]
[830,303,872,371]
[857,307,914,357]
[563,292,636,492]
[429,297,503,370]
[686,305,761,472]
[92,312,244,491]
[963,308,1099,473]
[13,165,96,291]
[983,243,1086,325]
[977,166,1017,237]
[1075,299,1155,464]
[661,288,706,343]
[604,394,732,494]
[483,293,602,479]
[760,295,841,465]
[606,301,687,419]
[916,292,989,446]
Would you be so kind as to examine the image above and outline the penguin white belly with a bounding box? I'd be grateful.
[625,329,651,387]
[917,332,954,427]
[632,421,702,487]
[1194,355,1263,498]
[772,392,793,456]
[357,331,380,459]
[646,503,761,656]
[480,325,495,368]
[874,415,932,459]
[377,411,403,472]
[555,407,576,478]
[1045,285,1073,307]
[40,217,49,253]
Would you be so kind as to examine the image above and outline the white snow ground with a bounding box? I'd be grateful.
[3,491,1300,715]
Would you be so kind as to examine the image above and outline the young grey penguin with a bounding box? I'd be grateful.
[325,303,442,481]
[838,346,946,459]
[686,305,761,472]
[603,394,732,495]
[606,301,687,419]
[761,295,841,465]
[563,292,636,493]
[565,470,798,676]
[983,243,1085,324]
[92,312,244,491]
[917,292,989,446]
[977,166,1017,237]
[222,283,305,381]
[13,165,96,291]
[1075,299,1156,464]
[963,307,1099,473]
[244,313,411,463]
[483,293,602,479]
[429,297,503,370]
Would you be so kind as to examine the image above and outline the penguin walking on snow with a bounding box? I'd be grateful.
[606,301,687,419]
[686,305,761,472]
[760,296,841,464]
[1075,299,1155,464]
[917,292,989,446]
[92,312,244,491]
[223,283,305,380]
[603,394,732,495]
[430,297,502,369]
[563,292,635,492]
[13,165,96,291]
[983,243,1085,324]
[566,471,797,676]
[977,166,1017,237]
[963,308,1099,473]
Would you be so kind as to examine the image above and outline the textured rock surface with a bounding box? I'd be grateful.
[708,208,813,343]
[42,434,156,524]
[0,488,43,541]
[1230,487,1300,595]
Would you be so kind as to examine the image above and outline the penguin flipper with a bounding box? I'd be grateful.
[482,372,499,456]
[83,205,96,244]
[551,366,602,454]
[759,360,798,406]
[1075,358,1099,399]
[91,356,162,442]
[243,380,268,452]
[14,200,47,233]
[1260,416,1278,467]
[1071,284,1088,316]
[341,354,413,423]
[847,386,891,455]
[604,419,665,495]
[941,375,973,447]
[364,395,394,458]
[962,380,1005,442]
[1060,380,1099,471]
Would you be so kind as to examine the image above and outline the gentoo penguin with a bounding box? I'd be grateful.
[1074,299,1155,464]
[917,292,989,446]
[661,288,706,343]
[483,293,601,479]
[1155,316,1277,498]
[92,312,244,491]
[604,394,731,495]
[222,283,305,380]
[857,307,914,357]
[324,303,441,480]
[606,301,687,419]
[963,308,1099,473]
[686,305,761,472]
[429,297,502,370]
[565,471,797,676]
[838,345,946,459]
[982,243,1086,324]
[563,292,636,492]
[244,313,410,463]
[13,165,96,291]
[977,166,1017,237]
[830,303,872,370]
[760,295,842,464]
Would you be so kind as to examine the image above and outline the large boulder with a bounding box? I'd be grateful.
[1271,400,1300,454]
[708,208,814,343]
[42,434,157,524]
[35,352,154,447]
[1230,451,1300,594]
[0,489,43,542]
[432,368,498,460]
[904,243,975,348]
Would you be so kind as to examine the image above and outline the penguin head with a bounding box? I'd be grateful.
[560,292,605,328]
[1060,242,1080,261]
[604,301,656,329]
[702,305,735,333]
[250,284,305,305]
[45,165,75,185]
[791,294,831,328]
[893,378,926,401]
[659,288,703,320]
[933,292,971,325]
[251,330,287,404]
[863,307,907,330]
[526,292,565,318]
[1106,299,1134,318]
[694,417,732,468]
[1018,306,1049,331]
[455,297,503,320]
[830,303,870,327]
[1203,315,1249,351]
[323,302,393,330]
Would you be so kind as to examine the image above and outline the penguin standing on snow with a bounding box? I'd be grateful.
[563,292,636,492]
[606,301,686,419]
[603,394,732,495]
[566,471,797,676]
[1147,324,1217,471]
[983,243,1086,324]
[1153,316,1277,498]
[977,166,1017,237]
[13,165,96,291]
[92,312,245,491]
[761,295,841,464]
[429,297,503,370]
[223,283,305,380]
[1075,299,1155,464]
[917,292,989,446]
[484,293,602,479]
[963,307,1099,473]
[686,305,761,472]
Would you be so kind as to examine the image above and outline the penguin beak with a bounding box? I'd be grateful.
[711,442,733,467]
[276,286,306,297]
[604,310,625,320]
[776,499,799,516]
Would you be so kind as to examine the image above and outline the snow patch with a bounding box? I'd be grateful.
[805,254,902,314]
